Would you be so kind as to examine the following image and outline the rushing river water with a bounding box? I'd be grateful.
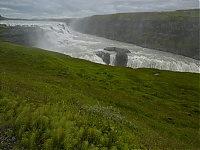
[0,20,199,73]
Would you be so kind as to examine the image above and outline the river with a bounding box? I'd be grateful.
[0,20,199,73]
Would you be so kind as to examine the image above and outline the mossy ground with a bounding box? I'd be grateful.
[90,9,199,21]
[0,42,199,149]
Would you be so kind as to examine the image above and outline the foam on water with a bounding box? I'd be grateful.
[0,20,199,73]
[127,55,199,72]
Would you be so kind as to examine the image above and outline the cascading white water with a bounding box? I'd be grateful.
[109,53,116,66]
[127,55,199,72]
[0,20,199,73]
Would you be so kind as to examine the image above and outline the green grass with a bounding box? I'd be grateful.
[0,42,199,149]
[90,9,199,21]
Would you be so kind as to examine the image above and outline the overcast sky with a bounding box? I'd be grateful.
[0,0,199,19]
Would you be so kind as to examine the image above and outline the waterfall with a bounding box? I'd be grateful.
[126,55,199,73]
[109,53,116,66]
[0,20,199,73]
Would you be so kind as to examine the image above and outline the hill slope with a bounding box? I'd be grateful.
[0,42,199,149]
[70,9,200,60]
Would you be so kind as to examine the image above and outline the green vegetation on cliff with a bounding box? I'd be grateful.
[0,42,199,149]
[71,9,199,60]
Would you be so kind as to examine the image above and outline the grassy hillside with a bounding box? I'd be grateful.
[0,42,199,149]
[71,9,200,60]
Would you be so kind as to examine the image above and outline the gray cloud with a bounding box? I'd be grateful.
[0,0,199,19]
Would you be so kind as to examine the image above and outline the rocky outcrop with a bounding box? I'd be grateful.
[96,51,110,65]
[114,52,128,67]
[0,15,8,20]
[70,9,200,60]
[104,47,130,66]
[96,47,130,66]
[104,47,130,53]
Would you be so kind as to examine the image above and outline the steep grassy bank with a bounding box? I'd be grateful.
[70,9,199,60]
[0,42,199,149]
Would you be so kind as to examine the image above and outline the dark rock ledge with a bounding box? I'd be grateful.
[96,47,130,67]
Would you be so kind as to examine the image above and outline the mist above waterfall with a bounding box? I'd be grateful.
[0,20,199,73]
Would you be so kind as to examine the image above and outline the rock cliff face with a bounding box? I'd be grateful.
[0,25,49,47]
[96,47,130,66]
[0,15,8,20]
[70,9,199,60]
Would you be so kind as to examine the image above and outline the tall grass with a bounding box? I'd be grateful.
[0,42,199,149]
